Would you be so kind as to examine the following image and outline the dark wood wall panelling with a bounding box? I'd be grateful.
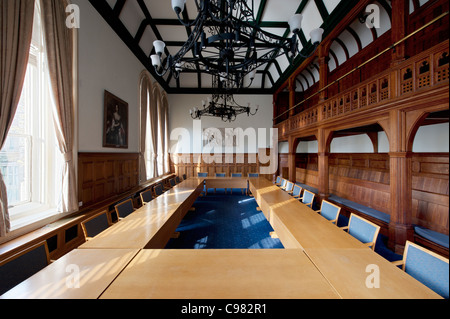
[170,153,273,181]
[78,153,139,208]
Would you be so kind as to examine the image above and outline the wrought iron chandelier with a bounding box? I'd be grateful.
[189,73,259,122]
[151,0,324,86]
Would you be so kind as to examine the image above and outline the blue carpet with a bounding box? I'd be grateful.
[165,190,284,249]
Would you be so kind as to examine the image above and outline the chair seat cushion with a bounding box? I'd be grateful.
[328,195,390,224]
[414,226,449,249]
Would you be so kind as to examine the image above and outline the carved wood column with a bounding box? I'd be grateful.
[317,129,331,198]
[288,135,298,183]
[318,45,330,102]
[388,110,414,253]
[391,0,409,66]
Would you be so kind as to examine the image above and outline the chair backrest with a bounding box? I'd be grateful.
[182,174,187,180]
[275,176,281,184]
[115,199,135,218]
[0,241,50,295]
[320,200,341,224]
[347,214,380,250]
[248,173,259,177]
[292,185,302,197]
[197,172,208,177]
[154,184,164,197]
[215,173,226,177]
[301,190,315,207]
[231,173,242,177]
[81,210,111,238]
[169,178,176,187]
[285,181,294,193]
[279,179,287,188]
[175,176,181,183]
[402,241,449,299]
[140,189,154,204]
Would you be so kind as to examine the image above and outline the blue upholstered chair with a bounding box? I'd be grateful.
[169,178,176,188]
[81,210,112,239]
[284,181,294,194]
[0,241,50,296]
[274,176,281,185]
[248,173,259,177]
[316,200,341,225]
[197,172,208,177]
[115,199,136,219]
[278,178,287,189]
[182,174,187,180]
[140,188,154,205]
[341,213,380,250]
[175,176,181,184]
[299,189,315,208]
[393,241,449,299]
[291,185,302,199]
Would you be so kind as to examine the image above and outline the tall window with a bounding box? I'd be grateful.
[0,1,61,230]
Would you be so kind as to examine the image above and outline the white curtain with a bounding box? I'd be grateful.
[0,0,36,235]
[139,73,151,183]
[41,0,78,213]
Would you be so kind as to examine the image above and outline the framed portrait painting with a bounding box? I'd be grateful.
[103,90,128,149]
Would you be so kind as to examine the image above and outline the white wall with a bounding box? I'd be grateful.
[291,123,449,154]
[73,0,149,153]
[413,123,449,152]
[168,94,274,154]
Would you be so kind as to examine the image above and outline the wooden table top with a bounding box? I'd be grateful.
[100,249,340,299]
[79,179,203,249]
[306,248,442,299]
[271,201,368,250]
[1,249,139,299]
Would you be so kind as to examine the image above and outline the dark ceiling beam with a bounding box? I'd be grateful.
[113,0,126,16]
[135,0,172,87]
[314,0,330,20]
[88,0,171,92]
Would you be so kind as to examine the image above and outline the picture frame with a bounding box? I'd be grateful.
[103,90,129,149]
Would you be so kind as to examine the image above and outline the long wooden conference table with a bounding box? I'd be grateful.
[1,177,442,299]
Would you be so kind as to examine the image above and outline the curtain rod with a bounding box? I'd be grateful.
[273,11,449,122]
